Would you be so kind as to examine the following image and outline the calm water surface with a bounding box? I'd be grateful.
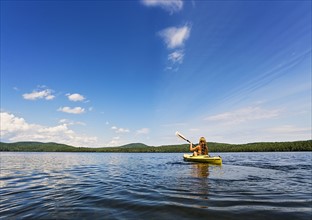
[0,152,311,219]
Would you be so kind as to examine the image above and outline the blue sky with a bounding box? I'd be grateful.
[1,0,311,147]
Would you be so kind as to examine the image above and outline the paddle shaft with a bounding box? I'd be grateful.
[175,131,193,144]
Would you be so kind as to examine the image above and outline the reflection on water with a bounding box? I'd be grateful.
[0,152,311,220]
[191,163,210,208]
[191,163,210,178]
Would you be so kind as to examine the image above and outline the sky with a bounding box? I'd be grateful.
[1,0,311,147]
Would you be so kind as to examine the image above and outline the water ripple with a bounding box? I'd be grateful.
[0,152,311,219]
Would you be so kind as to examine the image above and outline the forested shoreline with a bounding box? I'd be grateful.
[0,140,311,152]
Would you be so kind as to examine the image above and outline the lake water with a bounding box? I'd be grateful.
[0,152,311,219]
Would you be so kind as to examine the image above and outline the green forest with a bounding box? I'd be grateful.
[0,140,311,152]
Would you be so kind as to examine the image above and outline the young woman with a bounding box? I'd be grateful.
[189,137,208,156]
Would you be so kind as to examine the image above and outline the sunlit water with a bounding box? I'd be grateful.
[0,152,311,219]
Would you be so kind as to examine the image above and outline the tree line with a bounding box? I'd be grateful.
[0,140,311,152]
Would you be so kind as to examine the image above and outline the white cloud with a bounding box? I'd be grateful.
[45,95,55,100]
[0,112,34,136]
[189,128,200,132]
[161,122,187,127]
[111,126,130,133]
[266,125,311,134]
[260,125,312,142]
[136,128,150,135]
[23,89,55,100]
[58,119,86,126]
[108,136,121,146]
[141,0,183,14]
[58,107,85,114]
[205,106,281,125]
[0,112,98,147]
[66,93,85,102]
[59,119,68,124]
[159,25,191,49]
[158,25,191,70]
[168,50,184,64]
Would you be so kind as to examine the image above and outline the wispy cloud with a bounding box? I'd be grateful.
[108,136,121,146]
[258,125,312,143]
[111,126,130,133]
[158,25,190,49]
[168,50,184,64]
[158,25,191,69]
[222,50,312,105]
[58,119,86,126]
[136,128,150,135]
[0,112,97,147]
[58,107,85,114]
[161,122,187,127]
[266,125,311,134]
[141,0,183,14]
[205,106,281,125]
[23,88,55,100]
[66,93,85,102]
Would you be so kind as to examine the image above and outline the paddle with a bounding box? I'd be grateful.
[175,131,192,144]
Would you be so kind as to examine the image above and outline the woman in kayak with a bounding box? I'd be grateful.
[189,137,208,156]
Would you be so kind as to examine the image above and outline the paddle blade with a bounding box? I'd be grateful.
[175,131,190,143]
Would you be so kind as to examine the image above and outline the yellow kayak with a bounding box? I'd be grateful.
[183,154,222,165]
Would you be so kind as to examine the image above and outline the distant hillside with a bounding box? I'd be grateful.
[119,143,150,148]
[0,140,311,152]
[0,142,77,152]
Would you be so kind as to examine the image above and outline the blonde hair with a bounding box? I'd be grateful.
[199,137,206,145]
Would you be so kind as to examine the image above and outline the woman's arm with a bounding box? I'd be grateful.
[190,143,193,151]
[190,143,199,152]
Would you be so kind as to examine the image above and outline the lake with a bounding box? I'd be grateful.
[0,152,311,219]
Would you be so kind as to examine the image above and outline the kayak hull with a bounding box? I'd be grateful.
[183,154,222,165]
